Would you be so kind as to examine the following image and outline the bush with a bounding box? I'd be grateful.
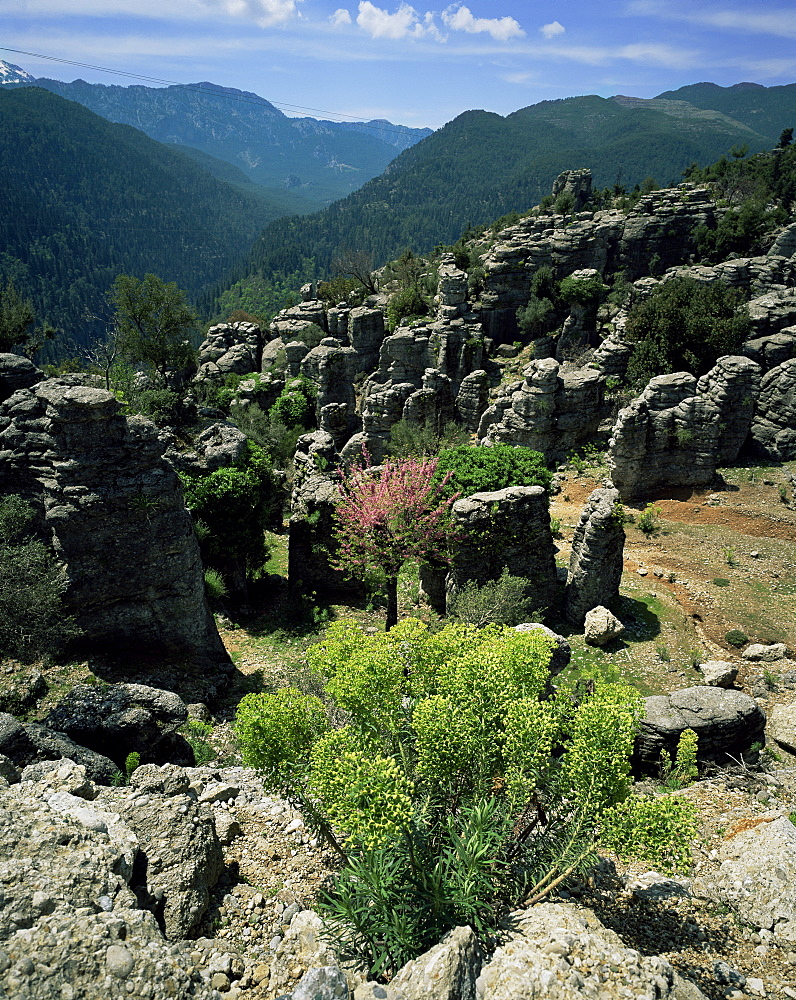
[625,276,750,385]
[725,629,749,648]
[0,495,80,663]
[235,619,691,976]
[180,444,282,590]
[132,388,193,429]
[385,417,470,458]
[637,503,662,535]
[386,285,431,332]
[433,444,552,500]
[447,568,543,628]
[268,377,316,430]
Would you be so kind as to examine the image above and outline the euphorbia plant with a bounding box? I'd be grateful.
[331,450,458,629]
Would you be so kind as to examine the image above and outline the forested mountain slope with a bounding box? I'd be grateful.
[656,81,796,142]
[2,65,432,206]
[0,87,308,352]
[210,93,771,314]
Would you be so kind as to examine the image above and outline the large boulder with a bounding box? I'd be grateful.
[0,352,43,402]
[692,816,796,943]
[749,358,796,460]
[475,901,701,999]
[44,683,188,769]
[0,712,117,784]
[634,686,766,773]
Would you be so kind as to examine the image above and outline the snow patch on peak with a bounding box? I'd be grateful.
[0,61,36,84]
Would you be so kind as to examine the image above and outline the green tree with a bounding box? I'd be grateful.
[625,276,751,385]
[778,127,793,149]
[179,444,281,595]
[109,273,197,386]
[0,278,54,356]
[0,495,80,662]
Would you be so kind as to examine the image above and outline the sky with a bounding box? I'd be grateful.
[3,0,796,130]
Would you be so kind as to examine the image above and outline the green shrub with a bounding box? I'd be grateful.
[625,276,750,385]
[0,495,80,663]
[203,568,228,600]
[713,578,730,587]
[180,444,282,589]
[268,377,316,430]
[725,629,749,648]
[131,388,193,429]
[182,718,216,766]
[433,444,552,500]
[385,417,470,458]
[447,568,543,628]
[637,503,662,535]
[234,619,679,977]
[601,793,698,874]
[386,285,431,332]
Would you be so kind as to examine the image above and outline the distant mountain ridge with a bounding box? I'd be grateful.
[0,61,432,206]
[0,86,317,353]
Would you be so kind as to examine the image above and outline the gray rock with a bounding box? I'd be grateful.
[0,379,229,679]
[584,605,625,646]
[44,683,188,770]
[167,420,249,475]
[0,665,46,714]
[0,352,43,402]
[447,487,558,619]
[292,966,349,1000]
[767,703,796,754]
[743,642,789,662]
[0,754,19,784]
[698,660,738,688]
[0,713,118,784]
[565,486,625,625]
[692,816,796,943]
[97,764,224,939]
[196,321,263,381]
[750,358,796,460]
[634,686,766,772]
[476,901,691,998]
[390,925,482,1000]
[608,357,761,498]
[214,811,242,844]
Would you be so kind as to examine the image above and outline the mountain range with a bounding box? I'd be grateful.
[0,61,432,208]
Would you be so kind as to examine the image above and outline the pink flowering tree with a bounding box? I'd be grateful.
[332,452,458,630]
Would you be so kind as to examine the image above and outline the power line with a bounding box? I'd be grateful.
[0,47,426,139]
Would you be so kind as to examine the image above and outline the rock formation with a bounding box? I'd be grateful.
[0,379,229,677]
[479,358,609,461]
[445,486,558,617]
[565,486,625,625]
[749,358,796,460]
[607,356,762,498]
[195,321,264,382]
[633,686,766,773]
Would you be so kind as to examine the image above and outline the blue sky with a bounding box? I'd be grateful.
[3,1,796,129]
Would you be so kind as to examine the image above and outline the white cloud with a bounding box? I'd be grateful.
[196,0,301,27]
[330,7,352,26]
[540,21,564,39]
[441,4,524,42]
[626,1,796,40]
[355,2,442,40]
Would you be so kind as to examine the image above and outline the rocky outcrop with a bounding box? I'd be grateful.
[44,684,189,770]
[0,352,43,401]
[455,369,489,431]
[195,321,264,382]
[633,686,766,773]
[743,328,796,371]
[0,712,118,784]
[746,287,796,340]
[607,356,762,498]
[446,486,557,617]
[565,486,625,625]
[479,358,608,461]
[692,816,796,945]
[475,901,698,999]
[347,306,386,372]
[435,255,469,320]
[167,420,249,475]
[552,167,593,211]
[0,379,229,676]
[0,760,228,999]
[300,338,359,446]
[749,358,796,460]
[270,300,327,345]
